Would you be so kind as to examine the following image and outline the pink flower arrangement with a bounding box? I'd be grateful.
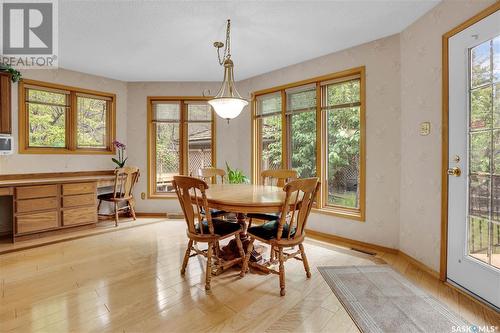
[112,140,127,168]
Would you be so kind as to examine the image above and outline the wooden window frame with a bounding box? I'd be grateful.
[18,79,116,154]
[251,66,366,221]
[147,96,217,199]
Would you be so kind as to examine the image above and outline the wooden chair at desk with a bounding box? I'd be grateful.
[98,166,140,226]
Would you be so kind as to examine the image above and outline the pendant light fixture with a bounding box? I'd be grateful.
[208,19,248,122]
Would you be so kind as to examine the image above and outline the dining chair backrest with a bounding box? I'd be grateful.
[198,167,225,184]
[276,177,320,241]
[261,169,298,187]
[172,175,214,236]
[113,166,140,199]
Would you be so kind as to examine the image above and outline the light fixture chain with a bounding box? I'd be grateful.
[216,19,231,66]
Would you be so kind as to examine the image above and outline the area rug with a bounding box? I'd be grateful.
[318,265,470,333]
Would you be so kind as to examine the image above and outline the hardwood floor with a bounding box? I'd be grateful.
[0,219,498,332]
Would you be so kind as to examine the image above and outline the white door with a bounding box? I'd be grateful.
[448,9,500,308]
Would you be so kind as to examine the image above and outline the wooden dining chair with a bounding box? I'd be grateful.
[248,169,298,223]
[197,167,225,184]
[173,175,246,291]
[197,167,228,218]
[98,166,140,226]
[261,169,298,187]
[240,177,320,296]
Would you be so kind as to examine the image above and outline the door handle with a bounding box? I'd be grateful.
[447,167,462,177]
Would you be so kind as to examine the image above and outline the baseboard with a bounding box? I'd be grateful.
[135,212,168,218]
[398,250,439,279]
[305,229,440,279]
[305,229,398,255]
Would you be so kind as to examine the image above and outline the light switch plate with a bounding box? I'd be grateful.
[420,122,431,136]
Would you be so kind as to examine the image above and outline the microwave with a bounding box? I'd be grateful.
[0,135,13,155]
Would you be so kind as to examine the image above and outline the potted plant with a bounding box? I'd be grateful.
[112,140,127,168]
[0,63,22,82]
[225,162,249,184]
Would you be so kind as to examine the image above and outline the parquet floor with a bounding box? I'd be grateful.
[0,219,498,332]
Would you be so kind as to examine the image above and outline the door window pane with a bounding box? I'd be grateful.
[470,131,491,173]
[493,36,500,82]
[77,96,108,148]
[468,37,500,269]
[471,41,491,88]
[470,85,492,130]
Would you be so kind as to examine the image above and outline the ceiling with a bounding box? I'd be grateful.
[59,1,440,82]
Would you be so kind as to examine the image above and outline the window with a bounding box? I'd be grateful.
[148,97,215,198]
[322,77,361,210]
[256,92,282,171]
[252,67,365,221]
[286,84,317,178]
[19,80,116,154]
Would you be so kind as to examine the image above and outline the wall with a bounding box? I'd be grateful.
[0,68,127,174]
[399,0,496,271]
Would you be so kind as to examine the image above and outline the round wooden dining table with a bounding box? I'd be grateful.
[203,183,286,214]
[202,183,287,262]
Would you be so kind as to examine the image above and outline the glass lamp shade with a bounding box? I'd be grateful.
[208,97,248,120]
[209,58,248,121]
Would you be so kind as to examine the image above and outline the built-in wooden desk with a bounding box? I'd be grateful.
[0,171,115,242]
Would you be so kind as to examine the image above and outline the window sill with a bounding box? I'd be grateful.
[19,148,115,155]
[311,207,365,222]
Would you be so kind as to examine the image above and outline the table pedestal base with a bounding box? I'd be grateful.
[220,213,264,263]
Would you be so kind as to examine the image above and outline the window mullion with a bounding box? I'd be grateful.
[281,90,287,169]
[68,91,77,151]
[180,100,187,175]
[315,82,323,208]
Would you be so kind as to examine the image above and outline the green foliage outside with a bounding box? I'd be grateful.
[260,80,361,208]
[28,89,67,147]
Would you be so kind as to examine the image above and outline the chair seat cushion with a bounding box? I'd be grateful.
[247,219,296,240]
[97,193,131,201]
[196,218,241,236]
[247,212,279,221]
[200,207,228,218]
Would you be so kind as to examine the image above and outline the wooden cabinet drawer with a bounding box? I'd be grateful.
[62,193,96,208]
[16,185,58,199]
[62,207,97,226]
[62,182,96,196]
[0,187,13,196]
[16,211,58,234]
[16,197,58,213]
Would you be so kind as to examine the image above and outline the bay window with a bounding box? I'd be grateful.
[252,67,365,221]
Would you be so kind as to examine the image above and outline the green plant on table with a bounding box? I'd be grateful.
[225,162,249,184]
